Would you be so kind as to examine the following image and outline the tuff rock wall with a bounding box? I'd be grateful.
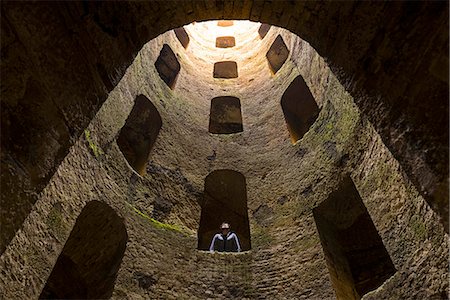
[1,2,448,256]
[0,22,447,299]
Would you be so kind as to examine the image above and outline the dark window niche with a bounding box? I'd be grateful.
[266,35,289,74]
[209,96,243,134]
[281,75,320,144]
[198,170,251,251]
[217,20,234,27]
[174,27,190,48]
[258,24,271,39]
[216,36,236,48]
[313,177,396,300]
[213,61,238,78]
[155,44,180,89]
[117,95,162,176]
[39,201,128,299]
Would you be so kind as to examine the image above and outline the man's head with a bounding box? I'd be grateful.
[220,222,230,234]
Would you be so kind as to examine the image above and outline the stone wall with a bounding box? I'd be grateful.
[0,22,447,299]
[1,2,448,255]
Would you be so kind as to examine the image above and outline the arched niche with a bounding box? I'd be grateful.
[216,36,236,48]
[313,176,396,300]
[117,95,162,176]
[155,44,180,89]
[266,35,289,74]
[209,96,243,134]
[39,201,128,299]
[198,170,251,252]
[281,75,320,144]
[217,20,233,27]
[174,27,189,48]
[213,61,238,78]
[258,23,271,39]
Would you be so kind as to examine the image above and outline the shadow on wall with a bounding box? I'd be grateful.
[39,201,128,299]
[313,176,396,300]
[198,170,251,251]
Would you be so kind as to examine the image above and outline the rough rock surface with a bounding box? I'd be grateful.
[0,21,447,299]
[1,1,448,255]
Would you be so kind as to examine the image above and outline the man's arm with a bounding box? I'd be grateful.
[209,234,218,252]
[232,233,241,252]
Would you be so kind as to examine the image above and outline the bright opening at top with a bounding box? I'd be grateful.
[184,20,266,51]
[178,20,281,82]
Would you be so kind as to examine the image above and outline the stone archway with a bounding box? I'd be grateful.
[198,169,251,251]
[117,94,162,176]
[39,201,127,299]
[281,75,320,144]
[1,0,448,254]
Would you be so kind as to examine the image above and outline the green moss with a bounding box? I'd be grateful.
[293,234,317,251]
[252,227,274,248]
[84,129,104,157]
[46,205,67,240]
[410,215,427,241]
[325,122,333,131]
[309,93,360,152]
[372,157,399,188]
[24,246,46,266]
[46,210,62,229]
[125,202,183,233]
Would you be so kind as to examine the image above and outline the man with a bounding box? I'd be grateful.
[209,222,241,253]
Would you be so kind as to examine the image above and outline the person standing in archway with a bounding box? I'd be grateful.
[209,222,241,253]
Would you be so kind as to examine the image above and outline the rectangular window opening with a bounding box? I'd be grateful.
[155,44,181,89]
[213,61,238,79]
[258,24,271,39]
[117,95,162,176]
[174,27,190,49]
[198,170,251,252]
[209,96,243,134]
[281,75,320,144]
[217,20,234,27]
[216,36,236,48]
[313,176,396,300]
[266,35,289,74]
